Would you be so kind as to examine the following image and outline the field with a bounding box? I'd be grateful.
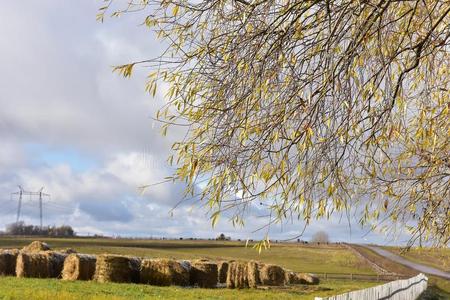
[0,237,375,275]
[0,237,381,299]
[0,277,378,300]
[1,237,448,299]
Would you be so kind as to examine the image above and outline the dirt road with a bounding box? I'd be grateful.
[361,245,450,280]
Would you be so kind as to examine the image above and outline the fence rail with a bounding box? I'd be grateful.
[315,272,410,282]
[315,273,428,300]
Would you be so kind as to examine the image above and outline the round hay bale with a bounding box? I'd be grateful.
[94,254,141,283]
[21,241,50,253]
[217,261,229,284]
[0,249,19,276]
[226,261,248,289]
[247,261,260,288]
[16,251,66,278]
[286,271,297,284]
[190,260,218,288]
[296,273,320,285]
[60,248,77,254]
[258,264,286,286]
[62,254,97,281]
[140,259,190,286]
[226,261,260,289]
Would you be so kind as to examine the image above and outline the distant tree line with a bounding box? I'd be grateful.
[4,222,75,237]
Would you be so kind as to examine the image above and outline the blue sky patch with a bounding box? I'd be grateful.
[25,143,98,172]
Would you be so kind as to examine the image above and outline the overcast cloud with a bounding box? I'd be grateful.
[0,0,408,244]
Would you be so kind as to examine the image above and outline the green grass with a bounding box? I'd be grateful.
[0,276,378,300]
[0,237,375,275]
[0,237,385,299]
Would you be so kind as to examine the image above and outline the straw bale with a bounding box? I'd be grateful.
[0,249,19,276]
[16,251,67,278]
[62,254,96,281]
[94,254,141,283]
[258,264,286,286]
[190,260,218,288]
[217,261,229,284]
[247,261,260,288]
[226,261,261,289]
[140,259,190,286]
[292,272,319,285]
[21,241,50,253]
[226,262,248,289]
[60,248,77,254]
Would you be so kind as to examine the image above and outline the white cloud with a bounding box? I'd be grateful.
[0,1,400,244]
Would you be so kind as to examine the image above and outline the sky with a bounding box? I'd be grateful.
[0,0,408,244]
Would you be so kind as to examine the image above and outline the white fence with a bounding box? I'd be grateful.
[315,273,428,300]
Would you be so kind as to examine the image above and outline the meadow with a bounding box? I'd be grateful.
[0,237,448,299]
[0,276,378,300]
[0,237,375,275]
[0,237,379,299]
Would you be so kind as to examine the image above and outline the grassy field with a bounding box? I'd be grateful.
[0,236,381,299]
[0,277,379,300]
[4,237,447,299]
[0,237,375,275]
[382,246,450,273]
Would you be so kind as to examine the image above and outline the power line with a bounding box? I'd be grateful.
[10,186,50,229]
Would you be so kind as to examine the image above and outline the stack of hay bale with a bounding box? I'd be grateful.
[190,260,218,288]
[140,259,190,286]
[94,254,141,283]
[16,241,67,279]
[21,241,50,252]
[225,261,319,289]
[1,241,319,290]
[217,261,229,284]
[0,249,20,276]
[258,264,287,286]
[62,253,97,281]
[286,271,320,285]
[226,261,261,289]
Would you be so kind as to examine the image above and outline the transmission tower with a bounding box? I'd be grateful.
[11,186,50,229]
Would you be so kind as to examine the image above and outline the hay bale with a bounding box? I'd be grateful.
[16,251,67,278]
[21,241,50,253]
[294,273,319,285]
[258,264,286,286]
[247,261,260,288]
[0,249,19,276]
[140,259,190,286]
[286,271,319,284]
[226,262,247,289]
[226,261,260,289]
[94,254,141,283]
[62,254,96,281]
[217,261,229,284]
[60,248,77,254]
[190,260,218,288]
